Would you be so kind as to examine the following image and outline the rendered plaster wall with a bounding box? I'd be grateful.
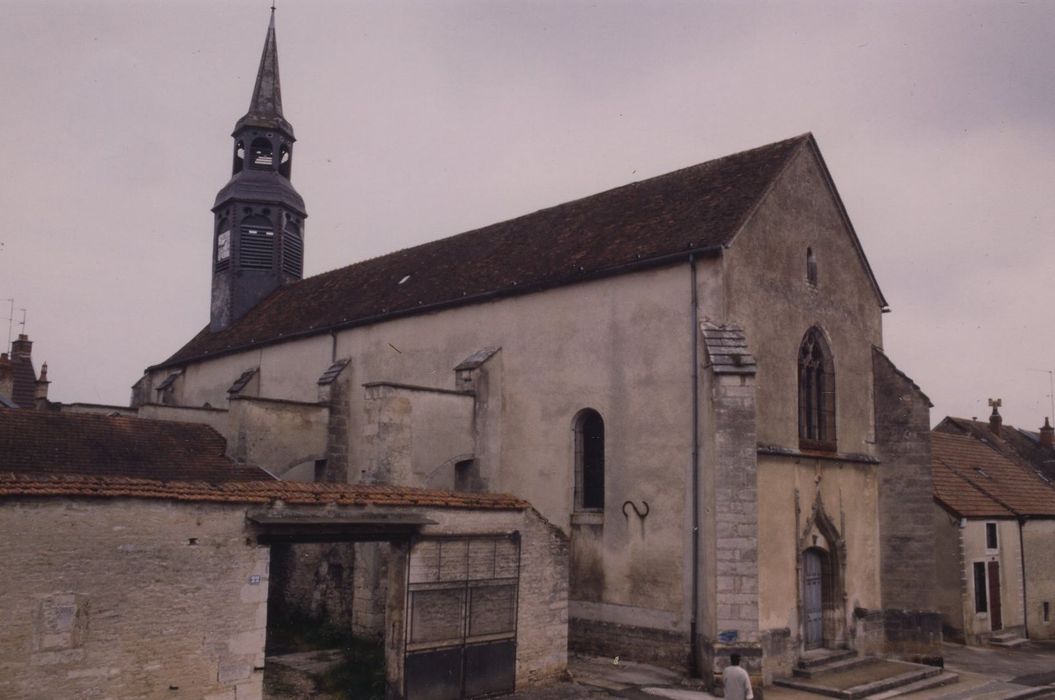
[933,505,967,642]
[137,403,230,435]
[0,498,269,700]
[723,144,884,457]
[361,384,474,489]
[756,457,882,650]
[142,262,704,651]
[227,396,328,478]
[962,518,1024,642]
[1023,519,1055,640]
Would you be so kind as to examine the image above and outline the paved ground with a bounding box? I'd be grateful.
[263,643,1055,699]
[508,644,1055,700]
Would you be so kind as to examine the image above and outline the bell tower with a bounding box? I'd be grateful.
[211,8,307,333]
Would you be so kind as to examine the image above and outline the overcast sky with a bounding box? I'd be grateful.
[2,0,1054,429]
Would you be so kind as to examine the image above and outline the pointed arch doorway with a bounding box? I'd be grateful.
[798,495,848,652]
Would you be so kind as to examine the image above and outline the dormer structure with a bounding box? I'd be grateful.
[210,9,307,332]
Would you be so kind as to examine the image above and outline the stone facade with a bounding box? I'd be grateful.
[0,498,269,700]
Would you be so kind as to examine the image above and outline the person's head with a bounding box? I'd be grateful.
[730,653,741,666]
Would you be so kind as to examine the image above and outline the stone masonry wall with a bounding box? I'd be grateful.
[0,498,269,700]
[268,543,357,632]
[872,350,936,612]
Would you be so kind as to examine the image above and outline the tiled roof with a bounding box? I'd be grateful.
[0,408,271,482]
[937,416,1055,483]
[157,135,818,368]
[931,431,1055,517]
[701,322,756,375]
[0,472,529,510]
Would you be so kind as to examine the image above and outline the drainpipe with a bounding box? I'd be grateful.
[689,253,701,675]
[1019,516,1029,638]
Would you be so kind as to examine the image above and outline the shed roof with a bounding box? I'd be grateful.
[931,431,1055,517]
[0,472,528,510]
[0,408,270,482]
[156,133,885,369]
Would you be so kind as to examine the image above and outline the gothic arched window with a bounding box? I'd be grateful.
[798,327,836,451]
[574,409,605,511]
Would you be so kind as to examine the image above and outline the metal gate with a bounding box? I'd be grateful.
[803,548,823,649]
[404,534,520,700]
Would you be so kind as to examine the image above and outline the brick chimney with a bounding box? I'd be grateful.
[988,398,1003,436]
[0,353,12,403]
[1041,417,1054,448]
[11,333,32,358]
[34,361,50,410]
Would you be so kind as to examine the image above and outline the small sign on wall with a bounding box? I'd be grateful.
[249,575,261,585]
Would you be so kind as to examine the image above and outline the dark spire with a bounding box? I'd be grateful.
[235,8,294,137]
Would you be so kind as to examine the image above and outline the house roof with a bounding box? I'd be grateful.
[0,408,271,483]
[156,133,886,370]
[931,431,1055,517]
[937,416,1055,483]
[0,472,529,510]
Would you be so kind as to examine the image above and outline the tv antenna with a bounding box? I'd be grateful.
[1027,368,1055,426]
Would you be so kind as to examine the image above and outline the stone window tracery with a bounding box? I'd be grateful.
[798,327,836,451]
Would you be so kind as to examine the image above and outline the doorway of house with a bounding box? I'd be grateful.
[803,548,825,649]
[988,561,1003,631]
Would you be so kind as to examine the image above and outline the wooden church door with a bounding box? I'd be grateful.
[803,549,824,649]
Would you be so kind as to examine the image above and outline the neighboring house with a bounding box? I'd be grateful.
[128,11,939,686]
[0,408,568,699]
[931,429,1055,645]
[0,334,50,409]
[937,408,1055,484]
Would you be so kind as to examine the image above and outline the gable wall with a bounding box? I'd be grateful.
[724,145,886,655]
[723,145,883,454]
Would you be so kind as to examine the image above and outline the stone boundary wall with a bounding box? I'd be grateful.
[0,498,269,700]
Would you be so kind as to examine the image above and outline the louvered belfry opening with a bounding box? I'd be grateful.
[282,215,303,278]
[239,214,275,270]
[798,327,836,451]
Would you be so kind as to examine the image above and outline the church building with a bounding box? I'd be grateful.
[132,11,940,687]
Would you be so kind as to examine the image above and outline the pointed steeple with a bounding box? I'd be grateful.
[235,8,294,137]
[209,8,306,333]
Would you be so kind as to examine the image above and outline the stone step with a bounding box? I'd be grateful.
[867,671,959,699]
[775,660,943,700]
[798,648,859,669]
[795,655,875,679]
[989,634,1029,648]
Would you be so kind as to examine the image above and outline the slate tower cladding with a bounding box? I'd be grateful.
[210,9,306,333]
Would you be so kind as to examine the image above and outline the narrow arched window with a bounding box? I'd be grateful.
[806,247,818,286]
[798,327,836,451]
[249,137,273,169]
[574,409,605,511]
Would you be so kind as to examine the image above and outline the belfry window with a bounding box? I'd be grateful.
[239,215,274,270]
[232,141,245,174]
[282,218,303,277]
[279,144,292,178]
[574,409,605,511]
[249,137,273,169]
[798,327,836,451]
